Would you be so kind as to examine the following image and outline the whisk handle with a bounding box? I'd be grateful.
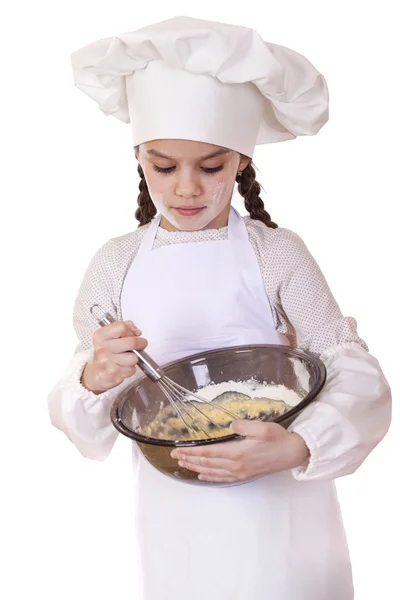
[131,348,165,382]
[90,304,165,382]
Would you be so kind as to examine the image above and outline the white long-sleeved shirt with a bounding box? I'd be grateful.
[48,217,392,476]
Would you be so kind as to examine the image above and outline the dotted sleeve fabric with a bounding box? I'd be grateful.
[72,216,368,356]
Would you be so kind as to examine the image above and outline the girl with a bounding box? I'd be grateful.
[48,16,391,600]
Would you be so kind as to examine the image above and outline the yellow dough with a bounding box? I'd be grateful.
[140,391,292,441]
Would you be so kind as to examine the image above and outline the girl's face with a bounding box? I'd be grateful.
[138,140,250,231]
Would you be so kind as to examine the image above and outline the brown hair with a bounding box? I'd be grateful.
[135,152,278,229]
[236,162,277,229]
[135,163,157,225]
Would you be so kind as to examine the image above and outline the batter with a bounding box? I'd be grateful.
[141,389,294,441]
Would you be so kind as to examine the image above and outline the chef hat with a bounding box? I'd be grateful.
[71,16,329,158]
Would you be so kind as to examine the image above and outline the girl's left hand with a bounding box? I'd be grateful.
[170,420,310,483]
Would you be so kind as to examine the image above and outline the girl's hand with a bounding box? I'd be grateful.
[81,320,148,394]
[170,421,310,483]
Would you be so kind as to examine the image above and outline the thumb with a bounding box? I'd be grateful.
[230,419,272,439]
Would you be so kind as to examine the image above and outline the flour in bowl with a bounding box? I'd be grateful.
[196,379,302,407]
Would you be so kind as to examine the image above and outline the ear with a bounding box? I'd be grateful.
[239,156,251,172]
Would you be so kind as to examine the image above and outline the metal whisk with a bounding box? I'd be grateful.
[90,304,240,438]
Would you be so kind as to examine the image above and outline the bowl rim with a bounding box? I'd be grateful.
[110,344,327,447]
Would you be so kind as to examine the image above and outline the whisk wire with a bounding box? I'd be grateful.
[158,380,211,438]
[166,379,240,421]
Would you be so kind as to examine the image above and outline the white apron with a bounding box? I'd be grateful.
[121,208,353,600]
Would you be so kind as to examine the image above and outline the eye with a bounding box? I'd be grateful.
[202,166,224,174]
[152,165,224,175]
[153,165,175,174]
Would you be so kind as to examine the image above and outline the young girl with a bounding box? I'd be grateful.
[48,16,391,600]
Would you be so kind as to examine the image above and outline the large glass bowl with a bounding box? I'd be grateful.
[110,345,326,487]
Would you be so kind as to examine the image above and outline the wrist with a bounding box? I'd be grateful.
[81,362,105,395]
[288,432,310,469]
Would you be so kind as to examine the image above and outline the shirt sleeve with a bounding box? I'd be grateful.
[73,240,120,353]
[47,348,122,461]
[48,241,129,461]
[267,230,392,480]
[266,228,368,354]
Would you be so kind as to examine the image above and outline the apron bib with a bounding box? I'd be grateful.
[120,208,353,600]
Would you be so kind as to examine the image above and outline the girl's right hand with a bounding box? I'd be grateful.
[81,320,148,394]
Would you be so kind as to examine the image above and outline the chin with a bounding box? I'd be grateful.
[166,211,213,232]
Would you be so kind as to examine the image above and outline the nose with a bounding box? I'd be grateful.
[175,170,201,200]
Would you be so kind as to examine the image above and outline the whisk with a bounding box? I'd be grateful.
[90,304,240,438]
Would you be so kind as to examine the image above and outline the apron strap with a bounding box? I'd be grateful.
[136,214,162,257]
[228,206,249,241]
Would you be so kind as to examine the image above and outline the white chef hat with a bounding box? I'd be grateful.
[71,16,329,158]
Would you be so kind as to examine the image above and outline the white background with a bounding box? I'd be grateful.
[1,1,398,598]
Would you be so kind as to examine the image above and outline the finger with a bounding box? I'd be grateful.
[126,320,142,335]
[230,419,277,440]
[178,460,234,478]
[94,337,148,366]
[174,455,235,470]
[93,320,140,343]
[172,440,245,460]
[106,335,148,355]
[108,352,140,369]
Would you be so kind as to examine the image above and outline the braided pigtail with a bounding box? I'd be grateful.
[135,163,157,226]
[236,163,278,229]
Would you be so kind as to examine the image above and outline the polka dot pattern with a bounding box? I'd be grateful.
[73,217,368,355]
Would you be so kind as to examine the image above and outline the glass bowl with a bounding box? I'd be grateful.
[110,344,326,487]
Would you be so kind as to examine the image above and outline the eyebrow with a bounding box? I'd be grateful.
[146,148,231,161]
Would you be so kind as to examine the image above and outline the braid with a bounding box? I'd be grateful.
[135,163,157,226]
[237,162,278,229]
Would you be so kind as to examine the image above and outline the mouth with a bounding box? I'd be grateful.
[174,206,206,217]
